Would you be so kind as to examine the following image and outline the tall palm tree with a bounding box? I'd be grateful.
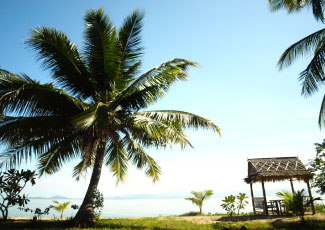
[0,8,220,224]
[185,190,213,214]
[268,0,325,127]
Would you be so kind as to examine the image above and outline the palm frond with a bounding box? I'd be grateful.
[278,28,325,70]
[37,134,82,176]
[318,94,325,127]
[131,113,192,149]
[137,110,221,136]
[298,39,325,96]
[83,7,119,100]
[105,135,128,183]
[25,27,94,99]
[0,69,87,116]
[122,132,161,182]
[269,0,325,22]
[115,10,144,90]
[112,59,198,111]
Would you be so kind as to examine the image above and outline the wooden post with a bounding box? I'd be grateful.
[250,183,256,215]
[289,178,295,194]
[261,180,268,215]
[306,180,315,214]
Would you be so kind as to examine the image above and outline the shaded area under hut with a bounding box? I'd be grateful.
[244,157,315,216]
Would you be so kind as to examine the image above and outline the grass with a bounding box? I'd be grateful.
[0,215,325,230]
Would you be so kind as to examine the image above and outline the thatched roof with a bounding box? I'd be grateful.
[244,157,312,184]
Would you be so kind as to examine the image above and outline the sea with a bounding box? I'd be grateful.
[8,197,253,218]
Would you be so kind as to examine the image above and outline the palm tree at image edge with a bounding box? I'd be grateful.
[269,0,325,127]
[0,8,220,224]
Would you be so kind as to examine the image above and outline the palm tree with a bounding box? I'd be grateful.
[269,0,325,22]
[52,200,70,219]
[0,8,220,225]
[185,190,214,214]
[268,0,325,127]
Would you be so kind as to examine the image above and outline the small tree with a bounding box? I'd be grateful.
[0,169,36,221]
[93,189,104,217]
[52,200,70,219]
[236,193,249,215]
[308,139,325,194]
[221,193,249,218]
[185,190,213,214]
[221,195,236,217]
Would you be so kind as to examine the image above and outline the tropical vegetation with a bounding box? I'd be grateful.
[52,200,70,219]
[0,7,220,225]
[220,193,249,217]
[268,0,325,127]
[185,190,214,214]
[277,189,321,221]
[0,169,36,221]
[309,139,325,194]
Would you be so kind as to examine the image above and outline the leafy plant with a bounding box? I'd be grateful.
[315,202,325,213]
[19,205,52,220]
[0,169,36,221]
[0,7,220,225]
[221,195,236,217]
[277,189,321,221]
[308,139,325,195]
[236,193,249,215]
[52,200,70,219]
[93,189,104,217]
[221,193,249,218]
[185,190,213,214]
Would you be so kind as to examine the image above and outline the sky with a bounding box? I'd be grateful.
[0,0,325,199]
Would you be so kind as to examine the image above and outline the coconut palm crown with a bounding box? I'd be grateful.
[0,8,220,224]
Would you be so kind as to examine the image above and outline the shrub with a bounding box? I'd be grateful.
[0,169,36,221]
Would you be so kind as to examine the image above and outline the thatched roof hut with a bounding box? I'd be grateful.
[244,157,314,216]
[244,157,312,184]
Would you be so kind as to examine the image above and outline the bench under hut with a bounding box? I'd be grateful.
[244,157,314,215]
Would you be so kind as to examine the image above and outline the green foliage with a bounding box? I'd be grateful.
[315,202,325,213]
[0,7,220,223]
[185,190,213,214]
[1,215,325,229]
[221,193,249,218]
[52,200,70,219]
[19,205,52,219]
[277,189,321,221]
[221,195,236,217]
[93,189,104,217]
[0,169,36,221]
[308,139,325,195]
[268,0,325,127]
[236,193,249,215]
[269,0,325,22]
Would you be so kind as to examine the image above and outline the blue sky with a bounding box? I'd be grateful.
[0,0,324,198]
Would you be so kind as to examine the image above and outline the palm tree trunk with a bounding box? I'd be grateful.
[74,146,105,225]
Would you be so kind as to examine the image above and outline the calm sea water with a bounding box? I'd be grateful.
[8,198,253,218]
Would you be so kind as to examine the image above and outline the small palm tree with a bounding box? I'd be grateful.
[52,200,70,219]
[185,190,213,214]
[277,189,321,221]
